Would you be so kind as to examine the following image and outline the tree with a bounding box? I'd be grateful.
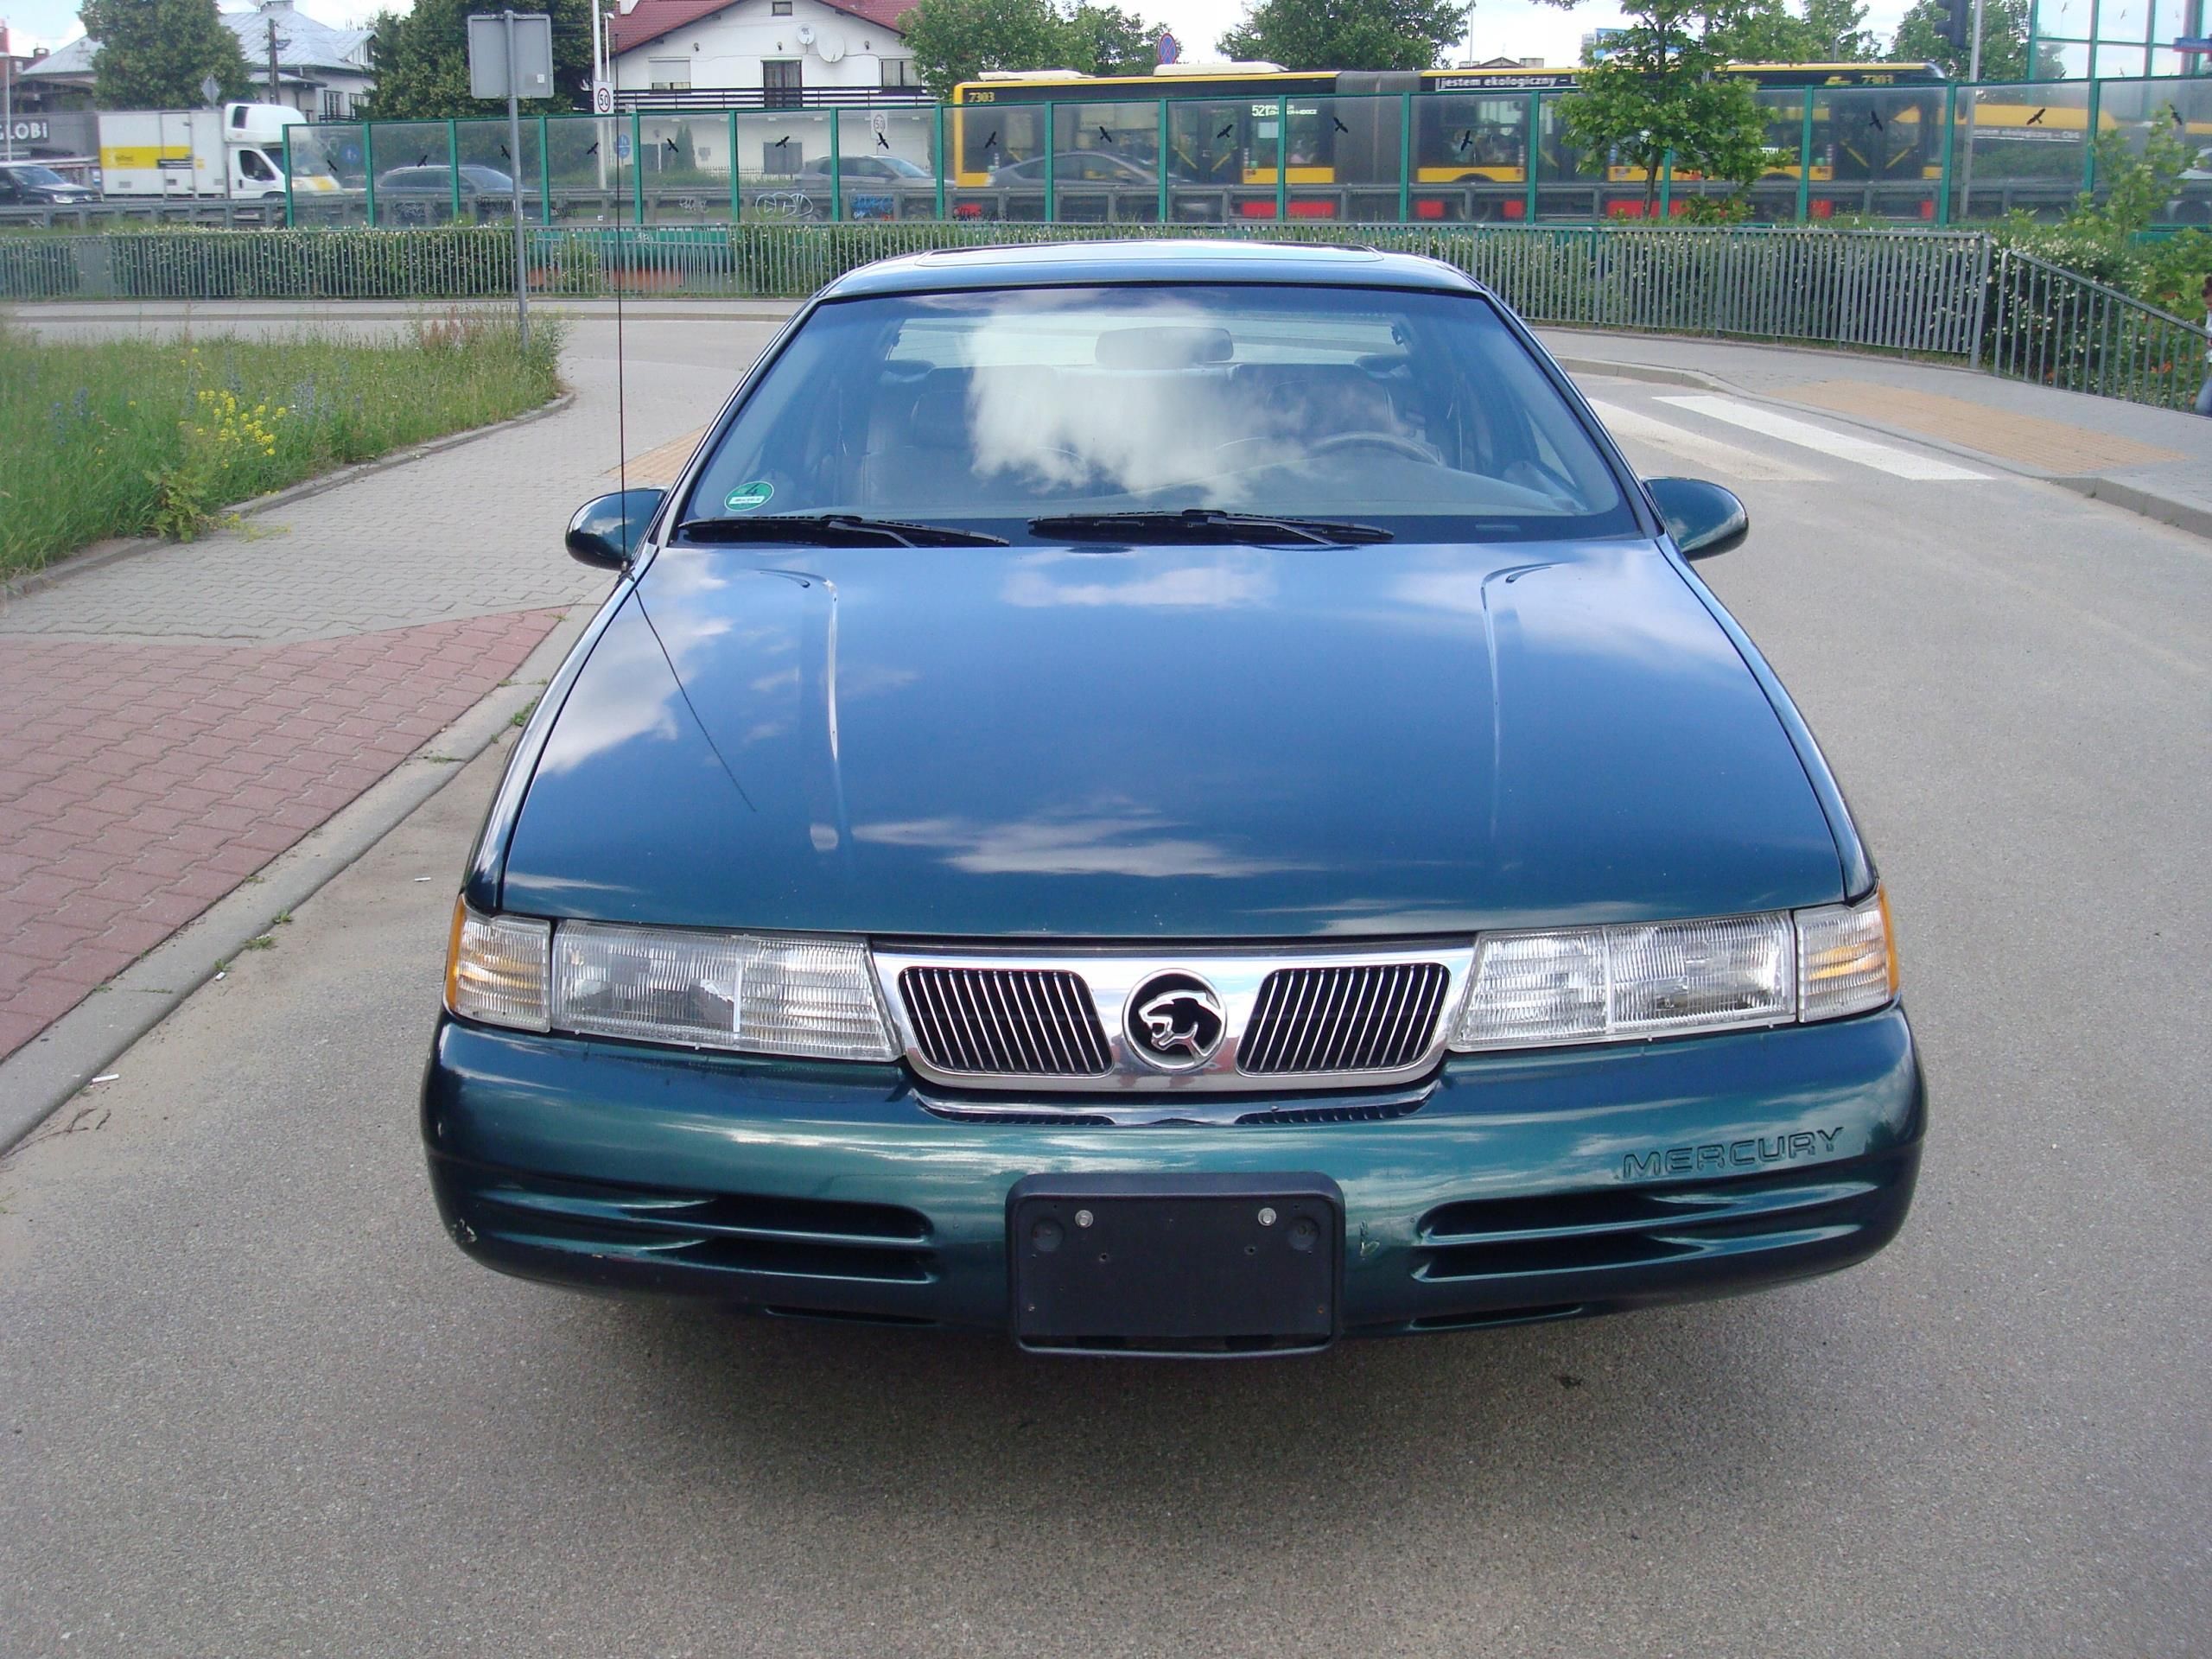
[905,0,1067,95]
[1061,4,1159,77]
[1719,0,1881,63]
[1215,0,1471,72]
[82,0,252,109]
[904,0,1161,97]
[1542,0,1776,211]
[362,0,594,120]
[1889,0,2062,80]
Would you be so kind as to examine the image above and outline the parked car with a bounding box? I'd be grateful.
[796,154,933,185]
[0,162,99,207]
[782,154,935,219]
[426,239,1923,1355]
[371,163,515,221]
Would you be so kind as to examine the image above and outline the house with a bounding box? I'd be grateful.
[4,26,94,172]
[16,2,374,120]
[225,2,375,120]
[607,0,925,109]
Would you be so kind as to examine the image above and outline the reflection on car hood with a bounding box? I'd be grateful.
[502,540,1845,938]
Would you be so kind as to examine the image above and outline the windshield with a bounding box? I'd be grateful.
[8,165,69,187]
[681,283,1636,542]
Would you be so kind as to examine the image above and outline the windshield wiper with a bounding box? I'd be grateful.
[1027,509,1392,546]
[674,513,1007,548]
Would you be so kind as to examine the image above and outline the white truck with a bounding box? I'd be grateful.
[96,102,338,200]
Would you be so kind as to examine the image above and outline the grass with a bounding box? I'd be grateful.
[0,310,563,577]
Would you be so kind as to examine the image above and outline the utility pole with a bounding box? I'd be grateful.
[3,18,15,165]
[1959,0,1986,220]
[505,9,527,350]
[265,16,288,107]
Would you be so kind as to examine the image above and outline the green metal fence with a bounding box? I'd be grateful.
[1986,244,2212,406]
[4,219,2201,410]
[0,220,1986,351]
[251,72,2212,234]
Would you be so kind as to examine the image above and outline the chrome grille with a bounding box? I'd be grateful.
[1239,963,1450,1076]
[898,967,1111,1077]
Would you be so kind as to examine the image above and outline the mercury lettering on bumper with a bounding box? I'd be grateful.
[1624,1127,1844,1181]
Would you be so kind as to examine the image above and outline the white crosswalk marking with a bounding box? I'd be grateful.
[1585,397,1828,483]
[1658,394,1991,480]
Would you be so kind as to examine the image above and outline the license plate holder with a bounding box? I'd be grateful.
[1008,1173,1343,1355]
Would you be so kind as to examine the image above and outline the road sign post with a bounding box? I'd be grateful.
[467,10,553,349]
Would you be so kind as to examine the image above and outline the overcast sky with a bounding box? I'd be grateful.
[7,0,1916,72]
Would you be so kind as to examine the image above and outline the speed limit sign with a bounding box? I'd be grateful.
[591,81,615,115]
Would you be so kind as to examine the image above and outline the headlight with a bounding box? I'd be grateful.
[445,905,895,1062]
[1452,912,1794,1051]
[1451,888,1895,1052]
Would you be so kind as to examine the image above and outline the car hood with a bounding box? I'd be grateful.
[501,540,1844,938]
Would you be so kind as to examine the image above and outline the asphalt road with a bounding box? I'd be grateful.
[1,352,2207,1657]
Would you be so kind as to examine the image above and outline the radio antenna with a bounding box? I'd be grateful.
[613,137,628,515]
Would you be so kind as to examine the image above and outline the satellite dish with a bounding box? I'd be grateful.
[796,23,815,44]
[816,26,846,61]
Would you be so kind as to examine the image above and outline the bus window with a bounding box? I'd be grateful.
[963,103,1043,176]
[1820,88,1940,181]
[1249,100,1331,174]
[1418,95,1529,180]
[1759,90,1806,167]
[1167,100,1249,186]
[1056,100,1163,170]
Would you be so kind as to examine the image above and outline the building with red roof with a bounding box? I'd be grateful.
[607,0,925,109]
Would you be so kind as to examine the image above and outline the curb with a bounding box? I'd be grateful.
[0,599,599,1157]
[1554,355,1720,392]
[2051,474,2212,542]
[0,390,577,607]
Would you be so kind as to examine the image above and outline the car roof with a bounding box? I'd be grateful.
[819,238,1487,299]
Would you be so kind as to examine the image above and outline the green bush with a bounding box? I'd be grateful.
[0,314,563,575]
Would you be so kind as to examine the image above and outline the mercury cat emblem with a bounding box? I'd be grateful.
[1124,971,1226,1071]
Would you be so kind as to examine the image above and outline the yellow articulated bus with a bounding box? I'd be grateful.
[950,61,1950,220]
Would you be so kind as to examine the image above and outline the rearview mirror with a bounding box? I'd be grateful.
[1644,477,1748,562]
[566,488,665,570]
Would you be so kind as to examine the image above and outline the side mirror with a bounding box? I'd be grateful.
[1644,477,1749,562]
[566,488,664,570]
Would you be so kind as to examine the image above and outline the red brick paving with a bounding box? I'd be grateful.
[0,608,564,1060]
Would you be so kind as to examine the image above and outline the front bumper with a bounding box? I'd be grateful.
[422,1005,1924,1339]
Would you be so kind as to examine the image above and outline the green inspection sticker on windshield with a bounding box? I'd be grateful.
[725,480,774,512]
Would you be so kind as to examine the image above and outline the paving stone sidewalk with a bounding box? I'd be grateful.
[0,316,779,1062]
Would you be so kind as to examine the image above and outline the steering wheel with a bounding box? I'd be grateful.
[1306,430,1442,464]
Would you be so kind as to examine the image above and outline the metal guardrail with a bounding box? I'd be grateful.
[1984,245,2212,410]
[0,200,289,231]
[0,221,1991,354]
